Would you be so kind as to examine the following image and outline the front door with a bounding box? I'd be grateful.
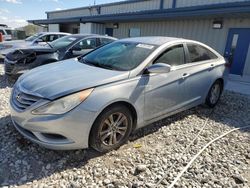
[224,28,250,76]
[144,44,188,121]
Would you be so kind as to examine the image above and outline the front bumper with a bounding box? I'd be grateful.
[10,97,97,150]
[4,58,29,76]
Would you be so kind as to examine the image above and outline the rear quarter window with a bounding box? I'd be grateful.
[187,44,218,63]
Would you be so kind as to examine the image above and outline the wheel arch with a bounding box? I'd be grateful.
[88,100,138,147]
[96,101,137,130]
[216,78,224,90]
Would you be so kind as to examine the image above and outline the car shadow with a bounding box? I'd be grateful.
[0,92,249,186]
[0,114,104,186]
[130,92,250,143]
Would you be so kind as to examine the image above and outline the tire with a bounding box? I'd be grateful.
[5,74,18,84]
[89,105,133,153]
[206,80,223,108]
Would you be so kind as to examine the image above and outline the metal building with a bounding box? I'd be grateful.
[29,0,250,82]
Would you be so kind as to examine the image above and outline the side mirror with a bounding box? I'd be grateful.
[147,63,171,74]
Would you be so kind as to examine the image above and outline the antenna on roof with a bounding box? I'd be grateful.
[94,0,96,5]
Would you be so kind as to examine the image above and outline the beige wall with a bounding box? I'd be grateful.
[48,24,59,32]
[111,18,250,54]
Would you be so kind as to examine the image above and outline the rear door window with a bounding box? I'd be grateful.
[40,34,59,42]
[187,44,217,63]
[74,38,97,50]
[154,44,185,66]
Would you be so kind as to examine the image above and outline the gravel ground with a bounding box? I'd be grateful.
[0,63,249,188]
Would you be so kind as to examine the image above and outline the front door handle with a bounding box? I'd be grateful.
[209,63,215,70]
[182,73,190,79]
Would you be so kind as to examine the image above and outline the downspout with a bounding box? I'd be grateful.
[160,0,164,9]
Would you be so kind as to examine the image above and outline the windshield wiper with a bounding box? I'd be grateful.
[80,58,121,71]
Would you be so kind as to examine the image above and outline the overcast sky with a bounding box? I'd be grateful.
[0,0,122,28]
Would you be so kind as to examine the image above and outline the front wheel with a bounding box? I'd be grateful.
[89,105,133,153]
[206,80,223,108]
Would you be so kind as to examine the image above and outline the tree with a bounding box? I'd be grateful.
[21,24,39,36]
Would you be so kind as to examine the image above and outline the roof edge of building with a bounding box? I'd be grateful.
[29,1,250,25]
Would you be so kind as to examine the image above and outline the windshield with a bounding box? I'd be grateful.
[25,33,43,42]
[81,41,156,71]
[50,36,77,50]
[5,29,12,35]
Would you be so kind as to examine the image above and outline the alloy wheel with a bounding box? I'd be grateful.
[99,112,128,146]
[210,83,221,105]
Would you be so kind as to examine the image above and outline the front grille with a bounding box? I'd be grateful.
[12,87,42,111]
[0,54,5,62]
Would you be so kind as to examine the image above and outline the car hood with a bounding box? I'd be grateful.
[6,46,55,61]
[17,45,54,52]
[17,58,130,100]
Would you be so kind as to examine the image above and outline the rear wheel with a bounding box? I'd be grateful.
[89,105,133,153]
[206,80,223,108]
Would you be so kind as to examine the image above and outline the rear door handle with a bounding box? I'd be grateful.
[182,73,190,79]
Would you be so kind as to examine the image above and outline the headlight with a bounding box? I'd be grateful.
[32,88,94,115]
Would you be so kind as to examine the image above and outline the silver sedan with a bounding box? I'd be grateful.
[10,37,228,152]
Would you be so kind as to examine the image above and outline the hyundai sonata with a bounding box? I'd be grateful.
[10,37,228,152]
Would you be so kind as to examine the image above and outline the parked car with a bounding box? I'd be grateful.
[10,37,228,152]
[0,26,13,41]
[0,32,70,62]
[4,34,117,77]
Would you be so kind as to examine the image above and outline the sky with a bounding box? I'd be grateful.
[0,0,122,28]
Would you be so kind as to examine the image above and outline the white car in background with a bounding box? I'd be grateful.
[0,32,70,62]
[0,26,13,41]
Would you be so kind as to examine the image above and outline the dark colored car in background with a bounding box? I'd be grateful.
[4,34,116,77]
[0,32,70,62]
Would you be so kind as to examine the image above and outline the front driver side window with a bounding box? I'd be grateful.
[73,38,97,50]
[154,44,185,66]
[39,35,48,42]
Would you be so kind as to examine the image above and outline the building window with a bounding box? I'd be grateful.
[129,28,141,38]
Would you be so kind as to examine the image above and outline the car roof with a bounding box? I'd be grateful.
[39,32,70,35]
[69,34,117,39]
[119,36,181,46]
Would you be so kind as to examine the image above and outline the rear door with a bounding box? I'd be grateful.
[182,43,219,105]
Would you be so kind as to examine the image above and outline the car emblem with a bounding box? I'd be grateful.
[16,93,21,100]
